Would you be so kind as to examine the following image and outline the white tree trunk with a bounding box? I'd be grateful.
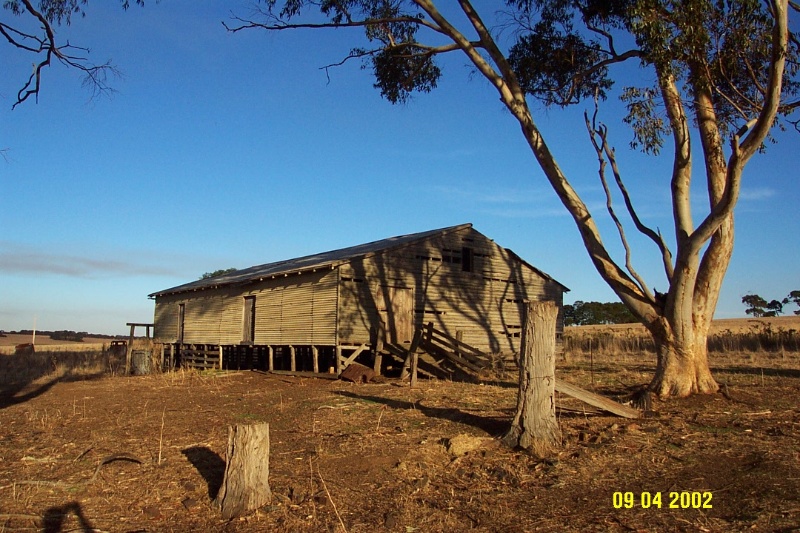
[650,323,719,398]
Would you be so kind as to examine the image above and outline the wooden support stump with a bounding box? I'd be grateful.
[502,301,562,456]
[214,423,271,520]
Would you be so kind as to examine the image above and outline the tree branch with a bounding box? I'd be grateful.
[658,71,694,247]
[687,0,789,252]
[223,13,443,35]
[738,0,789,160]
[6,0,120,108]
[584,111,656,303]
[588,109,676,282]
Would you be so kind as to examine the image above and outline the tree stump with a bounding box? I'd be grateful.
[502,300,562,456]
[214,423,271,519]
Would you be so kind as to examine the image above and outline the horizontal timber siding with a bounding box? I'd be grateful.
[153,269,338,345]
[153,225,565,357]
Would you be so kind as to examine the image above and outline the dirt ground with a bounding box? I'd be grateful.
[1,354,799,532]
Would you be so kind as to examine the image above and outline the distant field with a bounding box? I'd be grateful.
[566,314,800,335]
[0,333,114,347]
[563,315,800,361]
[0,334,122,355]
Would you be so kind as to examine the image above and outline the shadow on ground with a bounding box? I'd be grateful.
[182,446,225,500]
[336,390,511,436]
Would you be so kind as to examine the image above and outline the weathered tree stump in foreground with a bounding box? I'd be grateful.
[214,423,271,519]
[502,300,562,456]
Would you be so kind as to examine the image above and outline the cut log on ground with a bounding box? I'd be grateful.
[214,423,271,520]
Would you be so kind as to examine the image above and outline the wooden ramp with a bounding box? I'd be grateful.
[410,323,640,419]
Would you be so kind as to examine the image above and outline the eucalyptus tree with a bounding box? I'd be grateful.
[228,0,799,398]
[2,0,143,108]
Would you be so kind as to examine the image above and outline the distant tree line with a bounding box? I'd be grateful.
[563,301,637,326]
[6,330,124,341]
[49,330,89,342]
[742,291,800,317]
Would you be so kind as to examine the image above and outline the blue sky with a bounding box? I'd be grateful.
[1,1,798,335]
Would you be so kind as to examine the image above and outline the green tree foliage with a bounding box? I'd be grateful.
[742,290,800,316]
[199,268,238,280]
[564,300,638,326]
[788,290,800,314]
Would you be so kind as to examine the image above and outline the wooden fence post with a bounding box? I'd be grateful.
[502,301,561,456]
[125,323,135,375]
[214,423,271,520]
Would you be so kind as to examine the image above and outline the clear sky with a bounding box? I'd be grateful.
[1,1,798,336]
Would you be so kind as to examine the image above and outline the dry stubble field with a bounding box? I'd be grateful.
[0,318,799,532]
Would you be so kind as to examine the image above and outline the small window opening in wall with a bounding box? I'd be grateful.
[462,247,474,272]
[242,296,256,344]
[442,248,462,265]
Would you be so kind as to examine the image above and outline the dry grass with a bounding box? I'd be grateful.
[0,318,798,531]
[564,315,800,360]
[1,364,798,532]
[0,333,116,351]
[0,339,158,386]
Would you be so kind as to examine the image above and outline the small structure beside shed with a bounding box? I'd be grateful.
[148,223,569,376]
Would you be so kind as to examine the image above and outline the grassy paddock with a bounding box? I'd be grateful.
[564,315,800,359]
[0,339,157,387]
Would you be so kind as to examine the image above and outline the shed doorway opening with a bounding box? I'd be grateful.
[242,296,256,344]
[377,286,413,345]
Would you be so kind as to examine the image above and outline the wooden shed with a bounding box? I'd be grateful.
[149,224,568,375]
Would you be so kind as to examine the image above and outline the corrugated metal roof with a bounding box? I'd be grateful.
[149,223,475,298]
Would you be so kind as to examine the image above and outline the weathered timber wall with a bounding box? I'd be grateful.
[153,270,338,345]
[153,226,564,355]
[337,226,563,354]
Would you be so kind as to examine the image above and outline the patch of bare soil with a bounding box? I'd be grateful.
[1,359,798,532]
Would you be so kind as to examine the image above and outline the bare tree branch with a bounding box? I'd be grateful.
[591,113,676,281]
[584,110,656,303]
[5,0,121,108]
[223,13,444,35]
